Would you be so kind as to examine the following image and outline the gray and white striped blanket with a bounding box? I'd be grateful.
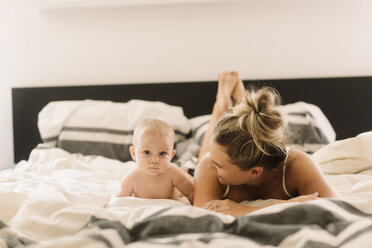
[1,199,371,248]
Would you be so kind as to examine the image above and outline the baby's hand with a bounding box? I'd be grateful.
[288,192,319,203]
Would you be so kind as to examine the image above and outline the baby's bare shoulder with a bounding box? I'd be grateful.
[168,164,191,182]
[167,164,184,175]
[121,168,140,183]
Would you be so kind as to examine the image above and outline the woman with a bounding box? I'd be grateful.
[193,71,339,217]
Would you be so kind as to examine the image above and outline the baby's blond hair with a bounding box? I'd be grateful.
[212,86,288,171]
[133,118,175,147]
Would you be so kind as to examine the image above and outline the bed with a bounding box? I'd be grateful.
[3,76,372,247]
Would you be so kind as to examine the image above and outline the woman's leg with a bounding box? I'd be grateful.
[232,78,246,104]
[198,71,244,159]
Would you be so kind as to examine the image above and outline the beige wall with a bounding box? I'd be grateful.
[1,0,372,168]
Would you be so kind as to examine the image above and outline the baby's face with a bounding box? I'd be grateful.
[132,128,175,176]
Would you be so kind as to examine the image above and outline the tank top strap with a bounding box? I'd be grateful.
[222,185,230,199]
[282,147,294,199]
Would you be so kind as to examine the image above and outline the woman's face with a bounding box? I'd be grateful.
[208,139,251,185]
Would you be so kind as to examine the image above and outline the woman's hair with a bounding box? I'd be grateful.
[212,86,288,171]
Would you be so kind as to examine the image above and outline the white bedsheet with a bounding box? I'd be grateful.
[1,132,372,247]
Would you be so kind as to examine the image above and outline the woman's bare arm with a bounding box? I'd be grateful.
[201,193,319,217]
[193,153,224,206]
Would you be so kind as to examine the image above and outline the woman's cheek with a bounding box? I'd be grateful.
[217,169,228,182]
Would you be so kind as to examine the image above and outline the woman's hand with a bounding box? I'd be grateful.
[200,193,319,217]
[201,199,254,217]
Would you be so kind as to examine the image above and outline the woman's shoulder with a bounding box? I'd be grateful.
[287,147,316,165]
[286,148,339,197]
[195,152,216,172]
[193,152,225,206]
[194,152,221,182]
[286,148,323,183]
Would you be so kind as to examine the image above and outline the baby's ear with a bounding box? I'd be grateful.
[129,146,136,161]
[171,149,176,160]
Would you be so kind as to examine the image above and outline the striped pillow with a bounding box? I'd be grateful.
[277,101,336,154]
[184,102,335,156]
[38,99,191,162]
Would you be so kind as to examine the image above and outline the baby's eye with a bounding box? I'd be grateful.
[143,150,151,155]
[159,151,168,156]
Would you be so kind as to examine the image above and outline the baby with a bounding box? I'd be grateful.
[117,118,194,204]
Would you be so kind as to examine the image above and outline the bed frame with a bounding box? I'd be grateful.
[12,76,372,163]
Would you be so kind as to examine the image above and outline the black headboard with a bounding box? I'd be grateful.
[12,76,372,163]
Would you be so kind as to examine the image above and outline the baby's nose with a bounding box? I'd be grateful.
[150,156,159,163]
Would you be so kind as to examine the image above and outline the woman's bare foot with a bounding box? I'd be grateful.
[214,71,240,115]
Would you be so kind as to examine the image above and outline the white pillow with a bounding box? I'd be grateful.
[38,99,191,162]
[313,131,372,174]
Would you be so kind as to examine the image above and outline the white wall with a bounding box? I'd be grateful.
[1,0,372,168]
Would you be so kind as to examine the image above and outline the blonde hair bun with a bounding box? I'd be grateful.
[213,86,287,171]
